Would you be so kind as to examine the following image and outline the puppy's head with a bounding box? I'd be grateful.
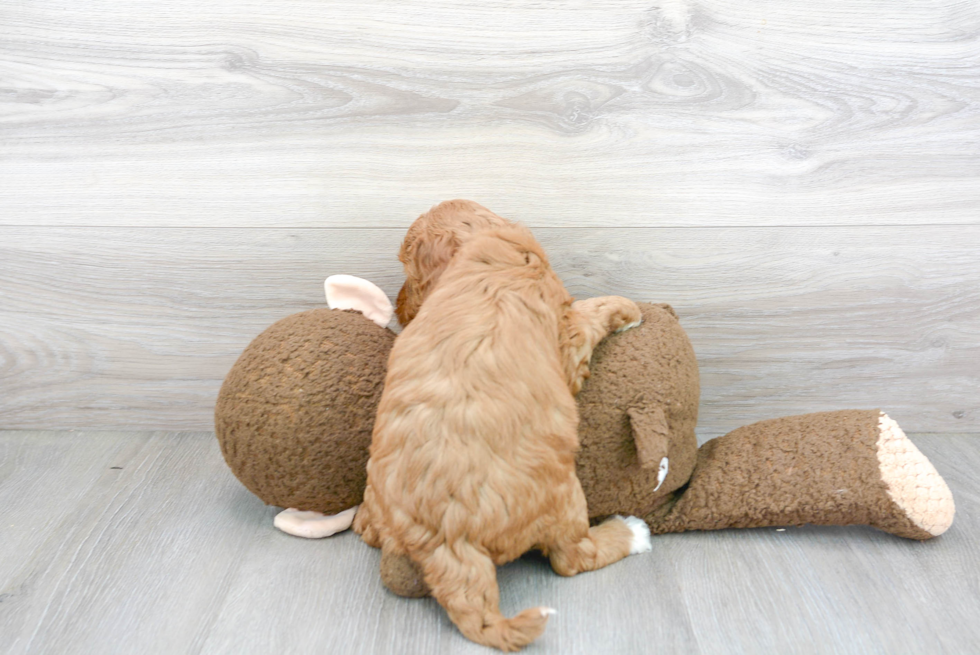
[455,225,549,272]
[396,200,512,325]
[445,224,571,321]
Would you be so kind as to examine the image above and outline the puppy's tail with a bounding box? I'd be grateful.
[421,542,553,651]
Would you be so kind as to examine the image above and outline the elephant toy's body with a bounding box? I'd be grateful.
[216,302,698,523]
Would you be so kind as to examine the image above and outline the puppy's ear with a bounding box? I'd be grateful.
[522,250,543,266]
[396,233,461,326]
[415,233,460,287]
[395,283,415,325]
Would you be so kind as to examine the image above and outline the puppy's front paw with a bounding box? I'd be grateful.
[616,515,653,554]
[606,298,642,333]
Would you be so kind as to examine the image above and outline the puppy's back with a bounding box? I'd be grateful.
[375,224,577,509]
[387,225,570,395]
[368,225,583,651]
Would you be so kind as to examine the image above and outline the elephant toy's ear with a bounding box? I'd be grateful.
[627,405,671,490]
[324,275,394,328]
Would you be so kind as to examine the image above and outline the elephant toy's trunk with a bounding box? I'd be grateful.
[644,410,954,540]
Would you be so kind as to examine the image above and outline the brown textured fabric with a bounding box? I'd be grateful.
[647,409,934,540]
[215,309,395,514]
[626,405,671,469]
[381,407,939,598]
[215,302,700,524]
[215,302,941,603]
[576,303,701,521]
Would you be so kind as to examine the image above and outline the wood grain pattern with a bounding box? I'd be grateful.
[1,430,977,654]
[1,1,978,436]
[0,431,265,655]
[1,226,977,437]
[2,0,979,227]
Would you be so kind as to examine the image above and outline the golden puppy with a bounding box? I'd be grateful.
[395,199,513,326]
[354,224,650,651]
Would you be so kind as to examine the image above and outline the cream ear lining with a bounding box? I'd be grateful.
[273,506,358,538]
[324,275,394,328]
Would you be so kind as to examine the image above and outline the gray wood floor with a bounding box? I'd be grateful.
[1,430,977,654]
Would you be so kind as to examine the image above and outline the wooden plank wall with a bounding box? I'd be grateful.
[1,0,978,438]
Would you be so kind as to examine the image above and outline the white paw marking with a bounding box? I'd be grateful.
[615,319,643,333]
[273,506,358,538]
[324,275,393,328]
[653,457,669,491]
[617,515,653,554]
[540,607,557,617]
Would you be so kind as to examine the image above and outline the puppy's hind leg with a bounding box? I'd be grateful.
[545,481,652,577]
[420,542,554,651]
[560,296,642,394]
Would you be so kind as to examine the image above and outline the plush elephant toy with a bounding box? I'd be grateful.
[215,276,955,597]
[216,275,701,538]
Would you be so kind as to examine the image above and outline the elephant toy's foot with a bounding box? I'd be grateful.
[876,414,954,538]
[273,506,358,538]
